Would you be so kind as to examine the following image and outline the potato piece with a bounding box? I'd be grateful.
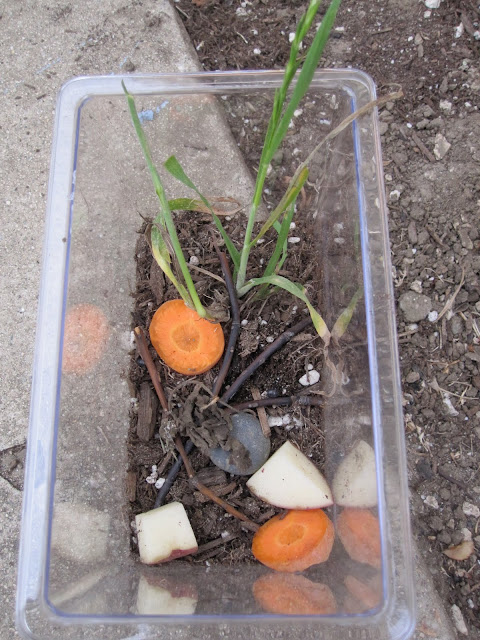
[332,440,377,508]
[136,575,198,615]
[135,502,198,565]
[246,441,332,509]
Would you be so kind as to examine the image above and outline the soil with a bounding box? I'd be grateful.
[127,199,366,563]
[126,0,480,634]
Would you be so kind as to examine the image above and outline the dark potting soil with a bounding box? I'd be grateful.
[127,211,328,564]
[125,78,369,565]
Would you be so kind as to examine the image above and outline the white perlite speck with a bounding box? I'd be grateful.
[299,370,320,386]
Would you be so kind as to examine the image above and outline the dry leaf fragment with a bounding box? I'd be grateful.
[443,540,474,561]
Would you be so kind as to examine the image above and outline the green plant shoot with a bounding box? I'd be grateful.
[123,0,361,341]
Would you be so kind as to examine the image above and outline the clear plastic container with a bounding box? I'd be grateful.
[17,70,415,640]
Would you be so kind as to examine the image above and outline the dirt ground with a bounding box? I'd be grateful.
[168,0,480,635]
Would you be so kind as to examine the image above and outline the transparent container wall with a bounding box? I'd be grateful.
[17,71,414,640]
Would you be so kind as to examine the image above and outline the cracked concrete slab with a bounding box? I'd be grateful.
[0,1,457,639]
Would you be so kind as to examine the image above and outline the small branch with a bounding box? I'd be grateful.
[251,387,270,438]
[154,440,195,508]
[411,131,436,163]
[193,532,238,556]
[175,436,259,532]
[232,394,324,412]
[211,242,241,398]
[221,316,312,404]
[436,268,465,322]
[134,327,168,411]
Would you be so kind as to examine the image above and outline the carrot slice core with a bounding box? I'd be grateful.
[252,509,335,573]
[149,299,224,375]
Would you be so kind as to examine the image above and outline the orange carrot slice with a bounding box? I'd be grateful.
[344,574,382,612]
[149,299,224,375]
[62,304,109,374]
[337,508,381,569]
[253,573,337,615]
[251,509,335,573]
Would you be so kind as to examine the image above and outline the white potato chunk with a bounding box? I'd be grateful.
[135,502,198,565]
[332,440,377,508]
[136,575,198,615]
[246,441,333,509]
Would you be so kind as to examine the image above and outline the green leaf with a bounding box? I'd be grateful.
[164,155,240,269]
[255,204,296,300]
[263,203,296,278]
[246,274,330,343]
[150,225,193,306]
[251,167,309,246]
[269,0,342,158]
[331,286,364,341]
[123,83,207,318]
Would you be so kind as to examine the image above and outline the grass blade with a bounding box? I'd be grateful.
[250,167,309,246]
[255,204,296,299]
[123,82,207,318]
[245,274,330,343]
[150,225,193,306]
[165,155,240,269]
[331,286,364,341]
[263,204,296,277]
[270,0,342,156]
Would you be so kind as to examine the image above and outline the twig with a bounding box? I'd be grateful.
[211,243,241,398]
[370,27,393,35]
[232,394,324,412]
[221,316,312,403]
[251,387,270,437]
[156,450,174,478]
[437,467,476,500]
[436,268,465,322]
[411,131,436,163]
[175,436,259,532]
[193,532,238,555]
[134,327,168,411]
[154,440,195,508]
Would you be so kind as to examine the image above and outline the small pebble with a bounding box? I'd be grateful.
[288,236,301,244]
[209,412,270,475]
[451,604,468,636]
[463,502,480,518]
[428,310,438,322]
[424,495,439,509]
[406,371,420,383]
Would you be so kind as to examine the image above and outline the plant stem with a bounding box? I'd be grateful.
[174,436,259,532]
[220,316,312,404]
[211,243,241,398]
